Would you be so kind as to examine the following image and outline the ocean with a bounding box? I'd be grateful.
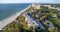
[0,4,30,21]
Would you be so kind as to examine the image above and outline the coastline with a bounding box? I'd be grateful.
[0,5,31,30]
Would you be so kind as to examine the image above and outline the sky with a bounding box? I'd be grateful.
[0,0,60,4]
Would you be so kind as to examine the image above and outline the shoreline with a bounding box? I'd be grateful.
[0,5,31,30]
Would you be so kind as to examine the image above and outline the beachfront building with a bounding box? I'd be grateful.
[22,12,45,30]
[43,5,51,9]
[31,4,40,10]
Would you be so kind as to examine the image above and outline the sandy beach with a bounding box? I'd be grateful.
[0,5,31,30]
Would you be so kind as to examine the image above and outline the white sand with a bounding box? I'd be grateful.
[0,5,31,30]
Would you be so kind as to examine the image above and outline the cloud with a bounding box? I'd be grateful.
[0,0,60,4]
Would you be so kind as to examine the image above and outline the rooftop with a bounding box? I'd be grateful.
[23,12,45,29]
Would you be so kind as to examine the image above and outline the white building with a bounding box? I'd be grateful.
[23,12,45,29]
[31,4,40,10]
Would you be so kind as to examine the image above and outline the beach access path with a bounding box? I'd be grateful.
[0,5,31,30]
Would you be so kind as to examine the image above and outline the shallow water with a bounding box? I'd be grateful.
[0,4,30,21]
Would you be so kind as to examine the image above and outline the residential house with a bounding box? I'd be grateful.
[23,12,45,30]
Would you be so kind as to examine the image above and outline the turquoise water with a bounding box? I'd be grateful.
[0,4,30,21]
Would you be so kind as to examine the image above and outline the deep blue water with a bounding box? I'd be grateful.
[0,4,30,21]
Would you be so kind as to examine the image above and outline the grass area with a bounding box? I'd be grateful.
[3,14,32,32]
[48,17,60,28]
[3,22,20,32]
[17,15,29,30]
